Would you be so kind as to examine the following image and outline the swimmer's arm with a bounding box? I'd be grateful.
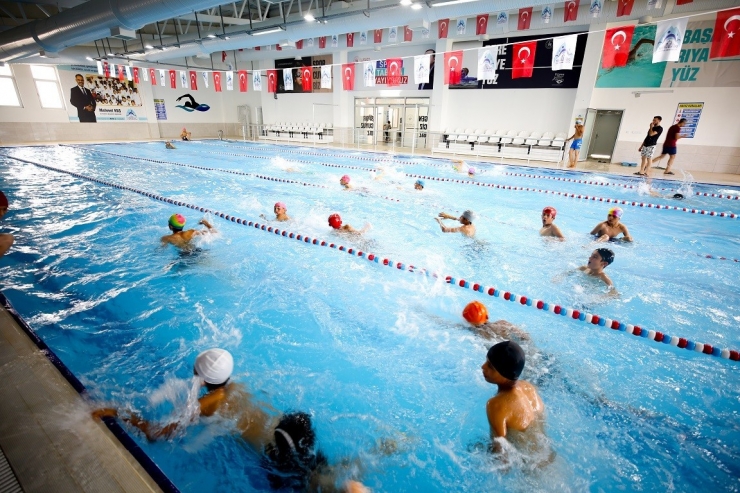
[436,219,462,234]
[620,224,633,242]
[194,219,216,235]
[551,224,565,240]
[160,235,174,246]
[92,408,177,441]
[438,212,457,220]
[589,222,604,236]
[486,399,508,453]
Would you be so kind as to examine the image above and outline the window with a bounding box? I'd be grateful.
[0,65,22,107]
[30,65,64,109]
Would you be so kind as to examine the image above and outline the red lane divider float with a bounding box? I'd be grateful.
[7,153,738,364]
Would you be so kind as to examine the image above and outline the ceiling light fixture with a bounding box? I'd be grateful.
[304,12,315,22]
[252,26,285,36]
[430,0,477,6]
[411,3,422,9]
[207,34,217,38]
[400,0,412,5]
[145,44,154,49]
[85,56,94,61]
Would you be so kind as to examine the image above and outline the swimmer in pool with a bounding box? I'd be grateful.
[590,207,632,242]
[161,213,215,249]
[539,206,564,239]
[414,179,424,191]
[272,202,290,222]
[92,349,368,493]
[328,213,369,234]
[462,301,531,343]
[340,175,352,190]
[452,159,467,172]
[482,341,546,454]
[468,167,476,178]
[165,140,176,149]
[436,210,476,237]
[579,248,615,289]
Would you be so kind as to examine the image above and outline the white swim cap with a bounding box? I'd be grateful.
[461,210,476,222]
[194,348,234,385]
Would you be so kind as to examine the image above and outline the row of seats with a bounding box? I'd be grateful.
[260,122,334,143]
[434,128,568,162]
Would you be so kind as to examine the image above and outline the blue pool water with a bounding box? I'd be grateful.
[1,142,739,492]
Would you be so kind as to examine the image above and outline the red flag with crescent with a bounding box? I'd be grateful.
[710,7,740,59]
[476,15,489,35]
[189,71,198,90]
[616,0,634,17]
[518,7,533,30]
[301,66,312,91]
[296,39,304,49]
[119,65,126,81]
[374,29,383,43]
[347,33,354,47]
[213,71,222,92]
[512,41,537,79]
[319,36,327,49]
[404,26,413,42]
[564,0,579,22]
[342,63,355,90]
[676,0,692,4]
[148,67,156,85]
[169,70,177,88]
[266,70,277,92]
[238,70,248,92]
[602,26,634,68]
[276,44,282,51]
[386,58,402,87]
[443,50,463,84]
[103,61,110,78]
[132,67,140,84]
[255,46,260,51]
[221,51,227,63]
[438,19,449,39]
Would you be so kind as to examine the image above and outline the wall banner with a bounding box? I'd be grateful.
[275,55,334,93]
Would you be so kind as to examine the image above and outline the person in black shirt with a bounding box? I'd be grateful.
[70,74,97,123]
[636,116,663,176]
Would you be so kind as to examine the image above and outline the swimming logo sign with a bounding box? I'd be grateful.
[653,18,688,63]
[125,109,139,121]
[552,34,578,71]
[176,94,210,112]
[477,47,497,81]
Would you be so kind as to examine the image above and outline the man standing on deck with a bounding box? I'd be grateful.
[636,116,663,176]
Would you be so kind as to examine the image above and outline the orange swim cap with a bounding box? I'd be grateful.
[463,301,488,325]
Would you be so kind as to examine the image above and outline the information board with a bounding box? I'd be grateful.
[673,102,703,138]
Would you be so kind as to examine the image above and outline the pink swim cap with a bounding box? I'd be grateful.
[275,202,286,210]
[542,206,557,218]
[340,175,350,184]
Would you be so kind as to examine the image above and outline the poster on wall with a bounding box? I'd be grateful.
[673,102,703,138]
[58,64,147,122]
[154,99,167,120]
[596,21,740,88]
[275,55,333,94]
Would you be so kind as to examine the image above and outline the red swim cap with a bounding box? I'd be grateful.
[328,213,342,229]
[0,192,7,208]
[542,206,557,218]
[463,301,489,326]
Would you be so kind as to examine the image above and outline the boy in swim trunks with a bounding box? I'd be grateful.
[436,210,476,237]
[539,206,564,239]
[161,213,216,249]
[590,207,632,242]
[579,248,615,289]
[565,119,584,169]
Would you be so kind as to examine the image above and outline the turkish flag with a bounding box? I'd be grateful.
[103,61,110,78]
[511,41,537,79]
[616,0,634,17]
[347,32,354,47]
[221,51,227,63]
[214,71,222,92]
[386,58,402,87]
[438,19,449,39]
[149,67,156,85]
[564,0,579,22]
[404,26,412,42]
[189,71,198,90]
[676,0,692,4]
[319,36,326,49]
[710,7,740,59]
[296,39,303,49]
[602,26,635,68]
[276,44,282,51]
[342,63,355,90]
[119,65,126,81]
[518,7,533,30]
[133,67,140,84]
[476,15,489,35]
[255,46,260,51]
[169,70,177,88]
[444,50,463,84]
[374,29,383,43]
[301,66,312,91]
[267,70,278,92]
[238,70,248,92]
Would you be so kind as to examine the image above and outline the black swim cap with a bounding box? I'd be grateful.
[487,341,525,381]
[672,193,684,200]
[596,248,615,265]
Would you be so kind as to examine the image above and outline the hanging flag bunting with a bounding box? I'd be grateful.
[404,26,413,42]
[96,61,103,75]
[438,19,449,39]
[386,58,402,87]
[132,67,139,84]
[159,70,166,86]
[653,18,687,63]
[253,71,262,91]
[512,41,537,78]
[266,70,277,92]
[103,61,110,78]
[301,66,312,91]
[676,0,692,4]
[142,67,149,82]
[347,33,354,47]
[363,61,375,87]
[342,63,355,90]
[221,51,227,63]
[590,0,602,17]
[456,18,466,35]
[125,66,132,81]
[476,14,489,35]
[564,1,579,22]
[414,55,430,85]
[238,70,248,92]
[374,29,383,43]
[296,39,304,50]
[276,44,282,51]
[519,7,533,30]
[616,0,634,17]
[477,46,497,81]
[496,12,508,25]
[647,0,661,9]
[552,34,578,70]
[226,71,234,90]
[283,68,293,91]
[255,46,261,51]
[389,27,398,43]
[319,36,327,49]
[331,34,338,47]
[148,68,155,84]
[201,71,209,89]
[444,50,463,84]
[118,65,126,81]
[189,71,198,90]
[359,31,367,45]
[321,66,331,89]
[541,5,553,23]
[421,27,430,39]
[710,7,740,59]
[214,71,222,92]
[180,70,188,88]
[602,26,634,68]
[168,70,176,88]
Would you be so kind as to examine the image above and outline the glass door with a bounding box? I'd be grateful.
[354,102,376,145]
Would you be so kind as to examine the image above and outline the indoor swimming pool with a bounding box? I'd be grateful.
[1,141,738,492]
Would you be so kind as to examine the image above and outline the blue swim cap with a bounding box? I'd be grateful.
[415,179,425,188]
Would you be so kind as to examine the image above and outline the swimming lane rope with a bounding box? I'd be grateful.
[6,153,738,364]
